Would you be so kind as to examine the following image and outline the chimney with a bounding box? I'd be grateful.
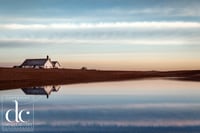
[47,55,49,59]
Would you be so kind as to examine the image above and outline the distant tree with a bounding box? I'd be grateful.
[81,67,87,70]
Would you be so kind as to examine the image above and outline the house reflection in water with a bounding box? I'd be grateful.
[21,85,61,98]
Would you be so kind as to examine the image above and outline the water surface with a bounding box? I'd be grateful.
[1,79,200,133]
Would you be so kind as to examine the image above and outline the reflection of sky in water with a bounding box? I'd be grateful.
[1,79,200,133]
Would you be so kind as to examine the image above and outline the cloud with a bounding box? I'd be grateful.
[0,22,200,46]
[1,22,200,30]
[0,0,200,24]
[0,38,199,46]
[101,7,200,17]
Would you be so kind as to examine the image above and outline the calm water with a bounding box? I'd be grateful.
[1,79,200,133]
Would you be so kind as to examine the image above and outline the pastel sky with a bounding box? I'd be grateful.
[0,0,200,70]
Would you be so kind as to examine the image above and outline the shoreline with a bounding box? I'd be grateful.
[0,68,200,90]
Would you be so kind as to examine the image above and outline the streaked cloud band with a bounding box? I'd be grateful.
[1,22,200,30]
[0,38,199,45]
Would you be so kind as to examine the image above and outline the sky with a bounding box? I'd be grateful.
[0,0,200,70]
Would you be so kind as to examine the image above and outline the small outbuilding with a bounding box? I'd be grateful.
[52,61,61,68]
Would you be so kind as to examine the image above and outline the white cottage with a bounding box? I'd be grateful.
[20,55,60,69]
